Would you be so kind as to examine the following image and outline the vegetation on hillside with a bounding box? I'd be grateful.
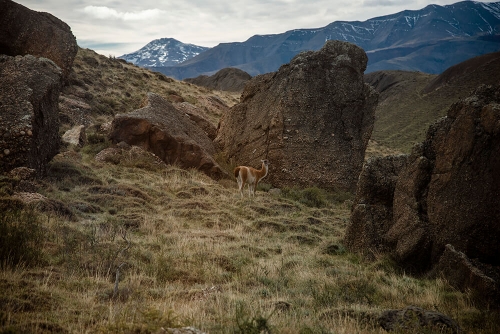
[3,145,499,333]
[368,52,500,153]
[1,49,499,333]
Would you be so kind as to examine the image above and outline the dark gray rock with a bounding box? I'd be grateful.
[0,55,62,175]
[345,84,500,305]
[433,244,500,307]
[0,0,78,79]
[344,155,407,256]
[215,40,378,192]
[378,306,461,333]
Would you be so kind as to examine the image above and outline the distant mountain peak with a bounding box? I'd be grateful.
[119,38,210,67]
[127,1,500,79]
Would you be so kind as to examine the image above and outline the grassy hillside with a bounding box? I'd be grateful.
[367,51,500,153]
[63,48,239,129]
[1,49,499,333]
[366,71,441,153]
[3,145,499,333]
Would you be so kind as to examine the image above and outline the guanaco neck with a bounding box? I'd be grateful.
[258,162,269,179]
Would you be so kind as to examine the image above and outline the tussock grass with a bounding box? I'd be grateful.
[2,50,498,333]
[2,145,498,333]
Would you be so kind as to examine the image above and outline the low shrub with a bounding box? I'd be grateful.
[0,208,45,268]
[281,187,328,208]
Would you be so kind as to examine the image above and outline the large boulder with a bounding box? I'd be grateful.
[344,85,500,304]
[388,85,500,270]
[108,93,227,179]
[215,40,378,191]
[0,0,78,79]
[344,155,407,256]
[0,55,63,174]
[433,244,500,307]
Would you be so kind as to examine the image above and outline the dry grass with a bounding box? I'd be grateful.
[1,145,498,333]
[66,48,239,128]
[1,50,498,333]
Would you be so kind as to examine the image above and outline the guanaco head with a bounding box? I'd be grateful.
[261,159,269,166]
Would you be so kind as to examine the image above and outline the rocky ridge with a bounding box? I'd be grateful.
[151,1,500,79]
[345,84,500,305]
[184,68,251,92]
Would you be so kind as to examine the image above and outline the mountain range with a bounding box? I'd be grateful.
[119,1,500,80]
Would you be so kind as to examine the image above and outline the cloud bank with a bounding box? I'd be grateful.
[14,0,494,57]
[82,6,165,21]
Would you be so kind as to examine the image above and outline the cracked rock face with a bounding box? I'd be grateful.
[0,0,78,80]
[0,0,78,175]
[0,55,62,175]
[109,93,228,180]
[345,85,500,305]
[215,40,378,191]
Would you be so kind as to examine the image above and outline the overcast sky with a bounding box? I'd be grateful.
[15,0,493,57]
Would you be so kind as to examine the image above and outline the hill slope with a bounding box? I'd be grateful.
[2,42,500,334]
[149,1,500,79]
[183,67,252,92]
[366,51,500,152]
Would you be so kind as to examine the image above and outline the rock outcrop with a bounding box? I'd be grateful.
[390,85,500,270]
[0,55,63,175]
[345,84,500,304]
[184,68,252,92]
[344,155,407,256]
[378,306,461,333]
[108,93,227,179]
[0,0,78,79]
[215,40,378,191]
[433,244,499,307]
[62,125,86,147]
[175,104,217,140]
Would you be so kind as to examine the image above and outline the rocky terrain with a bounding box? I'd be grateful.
[1,1,499,333]
[345,84,500,306]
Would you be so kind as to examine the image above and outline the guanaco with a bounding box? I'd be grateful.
[234,159,269,197]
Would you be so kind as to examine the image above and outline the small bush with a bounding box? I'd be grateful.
[87,132,106,145]
[282,187,328,208]
[0,208,45,268]
[282,187,353,207]
[257,182,273,192]
[82,133,110,156]
[234,302,273,334]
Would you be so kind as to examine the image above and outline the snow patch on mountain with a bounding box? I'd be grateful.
[119,38,210,67]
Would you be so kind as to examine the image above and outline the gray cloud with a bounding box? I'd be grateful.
[14,0,492,56]
[363,0,407,6]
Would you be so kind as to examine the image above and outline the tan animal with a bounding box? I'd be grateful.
[234,160,269,197]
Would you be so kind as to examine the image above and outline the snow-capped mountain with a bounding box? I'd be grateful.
[119,38,210,67]
[131,1,500,79]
